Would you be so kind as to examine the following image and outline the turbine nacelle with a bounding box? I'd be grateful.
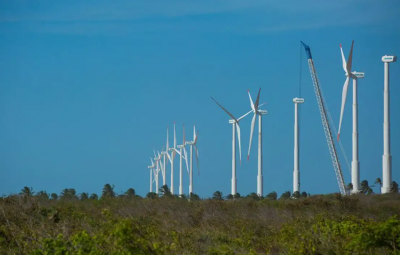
[382,55,397,63]
[257,109,268,115]
[293,97,304,104]
[351,71,365,79]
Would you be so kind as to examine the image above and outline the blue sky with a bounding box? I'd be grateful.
[1,0,400,198]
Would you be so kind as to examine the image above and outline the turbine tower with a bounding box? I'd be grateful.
[293,98,304,194]
[247,88,267,197]
[185,125,199,195]
[337,41,365,194]
[177,124,189,197]
[148,158,155,193]
[211,96,262,196]
[381,55,397,194]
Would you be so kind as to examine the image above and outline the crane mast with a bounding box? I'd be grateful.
[301,41,347,196]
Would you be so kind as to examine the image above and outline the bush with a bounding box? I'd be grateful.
[0,192,400,254]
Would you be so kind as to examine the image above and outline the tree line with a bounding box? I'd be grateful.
[14,178,399,202]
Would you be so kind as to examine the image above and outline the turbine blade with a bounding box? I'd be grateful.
[167,152,172,163]
[346,40,354,74]
[340,43,347,73]
[338,77,350,141]
[258,102,267,108]
[153,150,156,158]
[174,148,181,156]
[150,157,154,166]
[248,114,256,160]
[254,88,261,112]
[194,130,199,144]
[193,125,196,141]
[237,109,253,122]
[236,123,242,165]
[195,145,199,176]
[183,147,189,174]
[210,96,238,121]
[248,89,255,111]
[159,161,164,178]
[183,124,186,145]
[173,123,177,159]
[166,127,169,150]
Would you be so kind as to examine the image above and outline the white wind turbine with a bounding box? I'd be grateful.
[211,96,264,195]
[153,150,162,195]
[293,98,304,194]
[381,54,397,194]
[160,131,169,186]
[337,40,365,194]
[247,88,267,197]
[167,123,179,194]
[177,124,189,197]
[185,125,199,195]
[148,158,155,193]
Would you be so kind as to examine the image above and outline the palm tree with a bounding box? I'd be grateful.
[159,185,172,197]
[125,188,136,198]
[265,191,278,200]
[390,181,399,193]
[301,192,308,198]
[226,194,233,200]
[345,183,353,193]
[212,191,224,201]
[189,192,201,201]
[102,184,115,198]
[280,191,291,200]
[292,191,301,199]
[36,191,49,200]
[50,193,58,200]
[247,192,260,200]
[60,188,78,200]
[146,192,158,199]
[80,192,89,200]
[89,193,98,200]
[360,180,374,195]
[20,187,34,196]
[375,178,382,193]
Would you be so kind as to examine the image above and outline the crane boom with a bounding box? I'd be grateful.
[301,41,347,196]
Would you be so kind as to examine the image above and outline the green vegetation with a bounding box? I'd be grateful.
[1,183,400,254]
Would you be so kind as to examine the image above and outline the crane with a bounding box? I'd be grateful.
[301,41,347,196]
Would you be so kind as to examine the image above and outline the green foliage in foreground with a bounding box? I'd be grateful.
[1,193,400,254]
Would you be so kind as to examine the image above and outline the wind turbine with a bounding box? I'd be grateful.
[185,125,199,195]
[153,151,162,195]
[293,98,304,194]
[337,40,365,194]
[160,128,170,186]
[167,123,178,194]
[247,88,267,197]
[381,54,397,194]
[210,96,262,196]
[177,124,189,197]
[148,158,155,193]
